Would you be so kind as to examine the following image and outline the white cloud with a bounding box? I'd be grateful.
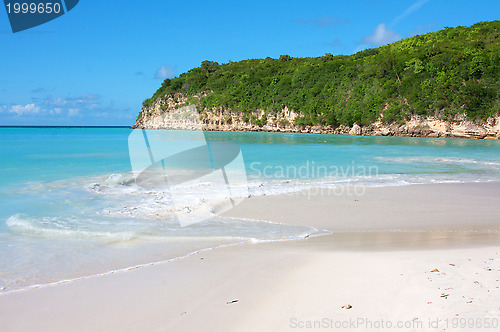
[355,0,429,53]
[9,104,41,115]
[48,97,67,107]
[41,94,101,115]
[392,0,430,26]
[1,94,102,118]
[68,108,79,116]
[154,65,175,80]
[361,23,401,46]
[43,94,100,110]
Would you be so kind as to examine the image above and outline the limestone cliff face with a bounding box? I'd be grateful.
[132,93,500,139]
[132,93,302,133]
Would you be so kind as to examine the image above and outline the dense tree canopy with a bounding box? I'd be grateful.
[142,21,500,127]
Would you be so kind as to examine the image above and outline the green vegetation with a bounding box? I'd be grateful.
[142,21,500,126]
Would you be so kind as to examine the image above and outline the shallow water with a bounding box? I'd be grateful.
[0,127,499,292]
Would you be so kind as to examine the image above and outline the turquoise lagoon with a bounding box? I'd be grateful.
[1,127,499,292]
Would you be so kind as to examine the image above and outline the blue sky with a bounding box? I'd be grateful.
[0,0,498,126]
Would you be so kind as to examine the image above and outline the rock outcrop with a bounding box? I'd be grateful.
[348,123,362,136]
[132,93,500,140]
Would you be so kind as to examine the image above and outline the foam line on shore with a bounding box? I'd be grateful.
[0,221,330,296]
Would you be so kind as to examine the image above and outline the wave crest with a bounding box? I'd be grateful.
[5,215,139,242]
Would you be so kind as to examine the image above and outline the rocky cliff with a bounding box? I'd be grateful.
[132,93,500,139]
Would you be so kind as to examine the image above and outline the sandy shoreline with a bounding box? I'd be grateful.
[1,183,500,331]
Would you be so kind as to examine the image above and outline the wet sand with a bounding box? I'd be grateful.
[1,183,499,331]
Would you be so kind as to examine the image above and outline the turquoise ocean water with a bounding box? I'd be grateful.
[1,127,500,293]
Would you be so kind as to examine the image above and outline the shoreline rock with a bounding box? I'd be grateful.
[132,94,500,140]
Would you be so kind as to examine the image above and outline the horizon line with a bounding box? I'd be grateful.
[0,125,131,128]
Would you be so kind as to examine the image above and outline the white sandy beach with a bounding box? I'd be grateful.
[1,183,499,331]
